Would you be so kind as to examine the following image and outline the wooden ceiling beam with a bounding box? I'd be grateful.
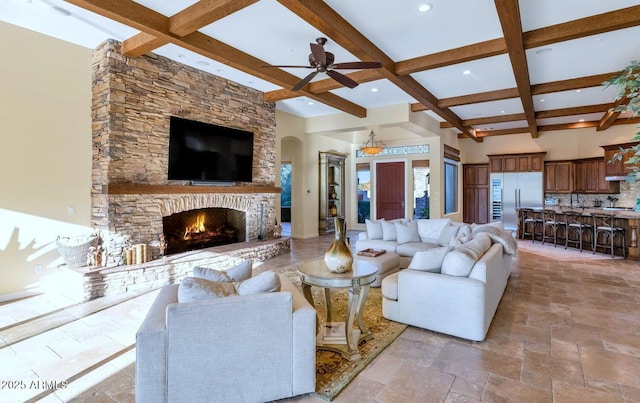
[524,6,640,49]
[121,0,258,57]
[276,0,480,141]
[64,0,367,118]
[531,72,617,95]
[395,38,507,75]
[494,0,538,138]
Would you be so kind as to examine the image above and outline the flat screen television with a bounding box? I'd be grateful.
[168,116,254,183]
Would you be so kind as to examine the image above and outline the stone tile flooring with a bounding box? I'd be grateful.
[1,234,639,402]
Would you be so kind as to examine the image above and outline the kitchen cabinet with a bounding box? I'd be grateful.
[544,161,574,193]
[319,151,347,234]
[602,142,639,180]
[573,158,619,194]
[488,152,545,173]
[463,164,489,224]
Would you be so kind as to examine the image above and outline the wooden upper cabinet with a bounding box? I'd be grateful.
[489,152,546,173]
[602,142,638,179]
[572,157,619,194]
[544,161,574,193]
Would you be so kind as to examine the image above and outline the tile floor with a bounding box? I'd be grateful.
[0,234,639,402]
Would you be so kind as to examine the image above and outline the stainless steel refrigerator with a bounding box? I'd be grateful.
[490,172,543,230]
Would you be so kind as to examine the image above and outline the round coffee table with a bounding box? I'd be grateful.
[297,259,377,360]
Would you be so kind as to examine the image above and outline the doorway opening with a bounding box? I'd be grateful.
[280,162,292,236]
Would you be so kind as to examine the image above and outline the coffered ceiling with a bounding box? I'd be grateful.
[3,0,640,142]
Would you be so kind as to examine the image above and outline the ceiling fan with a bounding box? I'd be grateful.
[262,37,382,91]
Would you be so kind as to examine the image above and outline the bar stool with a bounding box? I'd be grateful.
[592,213,627,258]
[564,211,592,252]
[541,209,564,247]
[521,208,542,242]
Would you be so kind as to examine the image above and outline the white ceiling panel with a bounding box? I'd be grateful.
[533,86,619,111]
[474,121,529,131]
[451,98,525,120]
[330,79,416,109]
[411,54,517,99]
[324,0,504,60]
[519,0,640,32]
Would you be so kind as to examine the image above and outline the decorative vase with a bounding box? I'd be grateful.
[324,217,353,273]
[329,205,338,216]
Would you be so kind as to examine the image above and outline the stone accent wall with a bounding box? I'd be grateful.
[90,39,279,268]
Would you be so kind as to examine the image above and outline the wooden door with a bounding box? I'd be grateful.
[463,164,489,224]
[376,161,405,219]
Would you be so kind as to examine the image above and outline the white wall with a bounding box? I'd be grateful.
[0,22,93,295]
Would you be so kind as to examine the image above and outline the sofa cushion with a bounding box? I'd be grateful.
[441,233,492,277]
[236,271,281,295]
[395,220,420,244]
[193,259,253,283]
[396,241,441,257]
[408,246,452,273]
[365,219,384,239]
[416,218,452,242]
[178,277,237,302]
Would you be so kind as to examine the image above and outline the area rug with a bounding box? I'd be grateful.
[275,264,407,401]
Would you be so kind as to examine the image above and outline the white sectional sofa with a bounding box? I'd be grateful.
[357,218,516,342]
[355,218,467,268]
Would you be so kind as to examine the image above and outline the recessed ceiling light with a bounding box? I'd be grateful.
[539,99,545,102]
[575,89,582,93]
[308,102,314,106]
[196,60,210,66]
[462,70,471,75]
[418,4,432,12]
[500,110,505,114]
[535,48,552,55]
[177,54,186,58]
[371,88,378,93]
[579,119,585,122]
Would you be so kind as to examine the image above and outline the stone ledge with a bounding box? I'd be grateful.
[68,238,291,300]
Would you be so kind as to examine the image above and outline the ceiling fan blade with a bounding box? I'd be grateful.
[330,61,382,69]
[310,43,326,66]
[326,70,359,89]
[292,71,318,91]
[260,64,314,68]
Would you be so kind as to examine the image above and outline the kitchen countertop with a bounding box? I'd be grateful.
[528,206,640,218]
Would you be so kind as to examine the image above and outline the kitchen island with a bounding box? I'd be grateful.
[516,207,639,259]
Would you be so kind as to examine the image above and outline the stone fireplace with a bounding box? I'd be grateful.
[83,39,287,299]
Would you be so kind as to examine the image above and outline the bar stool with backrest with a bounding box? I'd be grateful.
[541,209,564,247]
[521,208,542,242]
[592,213,626,258]
[564,211,593,252]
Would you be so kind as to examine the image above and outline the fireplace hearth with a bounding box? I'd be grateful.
[163,207,246,255]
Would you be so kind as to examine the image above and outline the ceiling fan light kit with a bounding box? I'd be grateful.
[360,130,386,155]
[262,37,382,91]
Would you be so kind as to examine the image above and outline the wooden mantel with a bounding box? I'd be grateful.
[105,183,282,195]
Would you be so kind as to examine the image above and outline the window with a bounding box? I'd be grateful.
[412,161,430,219]
[356,163,370,223]
[280,162,292,222]
[443,145,460,215]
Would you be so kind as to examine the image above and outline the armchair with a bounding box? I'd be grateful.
[135,274,316,403]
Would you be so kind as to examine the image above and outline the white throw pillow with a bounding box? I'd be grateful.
[178,277,237,302]
[236,271,281,295]
[193,259,253,282]
[395,221,420,244]
[408,246,452,273]
[381,220,398,241]
[440,249,477,277]
[417,218,452,242]
[438,224,460,246]
[456,224,472,243]
[365,219,384,239]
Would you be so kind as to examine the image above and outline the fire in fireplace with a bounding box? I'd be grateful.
[162,208,246,255]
